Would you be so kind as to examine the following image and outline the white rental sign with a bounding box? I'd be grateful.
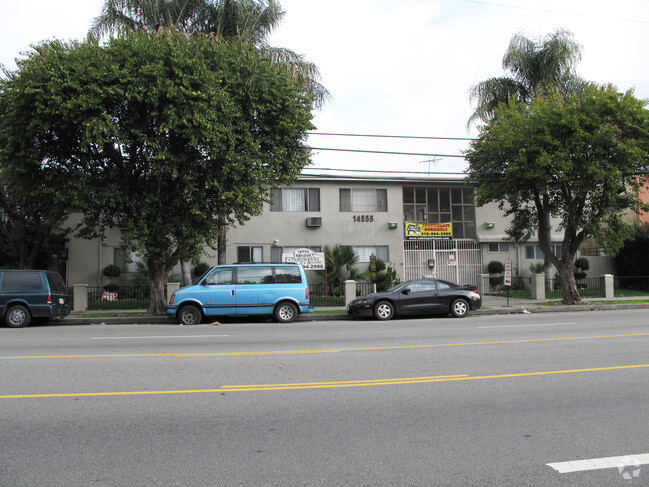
[282,248,326,270]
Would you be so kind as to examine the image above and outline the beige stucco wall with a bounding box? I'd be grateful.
[64,175,612,286]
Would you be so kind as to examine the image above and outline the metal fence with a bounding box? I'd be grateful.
[87,286,150,310]
[545,277,603,299]
[613,276,649,297]
[309,283,345,307]
[484,276,533,298]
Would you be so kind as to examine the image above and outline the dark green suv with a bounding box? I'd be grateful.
[0,270,70,327]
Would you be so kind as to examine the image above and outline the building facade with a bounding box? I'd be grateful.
[66,174,606,287]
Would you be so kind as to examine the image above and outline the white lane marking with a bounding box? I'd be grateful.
[547,453,649,474]
[479,322,576,329]
[92,335,229,339]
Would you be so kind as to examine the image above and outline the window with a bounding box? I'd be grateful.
[237,246,263,263]
[236,266,274,284]
[403,186,476,239]
[274,266,303,283]
[488,243,510,253]
[339,188,387,212]
[205,268,233,285]
[408,280,438,292]
[2,272,42,290]
[525,244,562,260]
[113,249,143,273]
[270,188,320,212]
[346,246,389,262]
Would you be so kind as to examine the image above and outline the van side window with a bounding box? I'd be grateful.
[236,266,274,285]
[205,268,233,285]
[2,272,42,290]
[275,266,302,283]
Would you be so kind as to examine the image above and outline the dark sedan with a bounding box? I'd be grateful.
[347,278,482,320]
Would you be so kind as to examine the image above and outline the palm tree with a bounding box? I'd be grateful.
[91,0,329,107]
[315,245,369,296]
[468,29,584,283]
[468,29,583,127]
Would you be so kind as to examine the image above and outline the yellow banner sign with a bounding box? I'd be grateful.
[405,222,453,239]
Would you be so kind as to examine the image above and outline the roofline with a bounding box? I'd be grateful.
[298,172,470,183]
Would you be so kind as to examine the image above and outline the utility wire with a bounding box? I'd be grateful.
[308,132,477,142]
[307,147,470,158]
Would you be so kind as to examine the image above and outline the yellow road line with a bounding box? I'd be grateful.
[1,365,648,399]
[2,333,649,360]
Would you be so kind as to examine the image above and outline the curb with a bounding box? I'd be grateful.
[61,302,649,325]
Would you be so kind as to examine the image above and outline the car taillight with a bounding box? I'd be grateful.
[47,293,52,304]
[306,287,309,300]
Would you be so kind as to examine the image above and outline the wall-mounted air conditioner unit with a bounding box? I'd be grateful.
[306,217,322,227]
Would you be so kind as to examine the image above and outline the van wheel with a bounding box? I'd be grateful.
[6,305,31,328]
[275,302,298,323]
[178,305,202,325]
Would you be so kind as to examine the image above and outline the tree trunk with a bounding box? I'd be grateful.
[556,260,581,305]
[218,228,227,265]
[148,263,171,314]
[180,261,192,286]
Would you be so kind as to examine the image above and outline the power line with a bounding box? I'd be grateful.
[307,147,470,158]
[308,132,477,142]
[301,166,468,176]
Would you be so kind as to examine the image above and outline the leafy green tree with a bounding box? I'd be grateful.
[92,0,328,279]
[614,223,649,276]
[466,84,649,304]
[0,30,314,313]
[0,162,69,271]
[469,29,585,280]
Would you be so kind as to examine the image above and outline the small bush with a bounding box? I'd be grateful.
[194,262,210,277]
[487,260,504,274]
[102,264,121,278]
[529,262,544,274]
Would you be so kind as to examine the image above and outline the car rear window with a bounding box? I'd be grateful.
[46,272,68,293]
[2,272,42,290]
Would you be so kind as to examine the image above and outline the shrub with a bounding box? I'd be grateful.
[194,262,210,277]
[487,260,504,274]
[529,262,544,274]
[102,264,121,278]
[574,257,589,279]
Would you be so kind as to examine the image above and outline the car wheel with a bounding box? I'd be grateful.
[373,301,394,320]
[450,298,469,318]
[6,305,31,328]
[178,304,202,325]
[275,302,298,323]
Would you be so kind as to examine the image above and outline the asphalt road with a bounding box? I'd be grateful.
[1,309,648,486]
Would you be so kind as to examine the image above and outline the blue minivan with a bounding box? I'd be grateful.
[166,263,313,325]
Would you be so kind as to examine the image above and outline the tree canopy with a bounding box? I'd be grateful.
[466,84,649,304]
[0,30,315,312]
[91,0,329,108]
[468,29,583,127]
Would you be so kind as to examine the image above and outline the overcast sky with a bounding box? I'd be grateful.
[2,0,648,177]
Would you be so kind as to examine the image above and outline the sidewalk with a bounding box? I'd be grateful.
[64,296,649,325]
